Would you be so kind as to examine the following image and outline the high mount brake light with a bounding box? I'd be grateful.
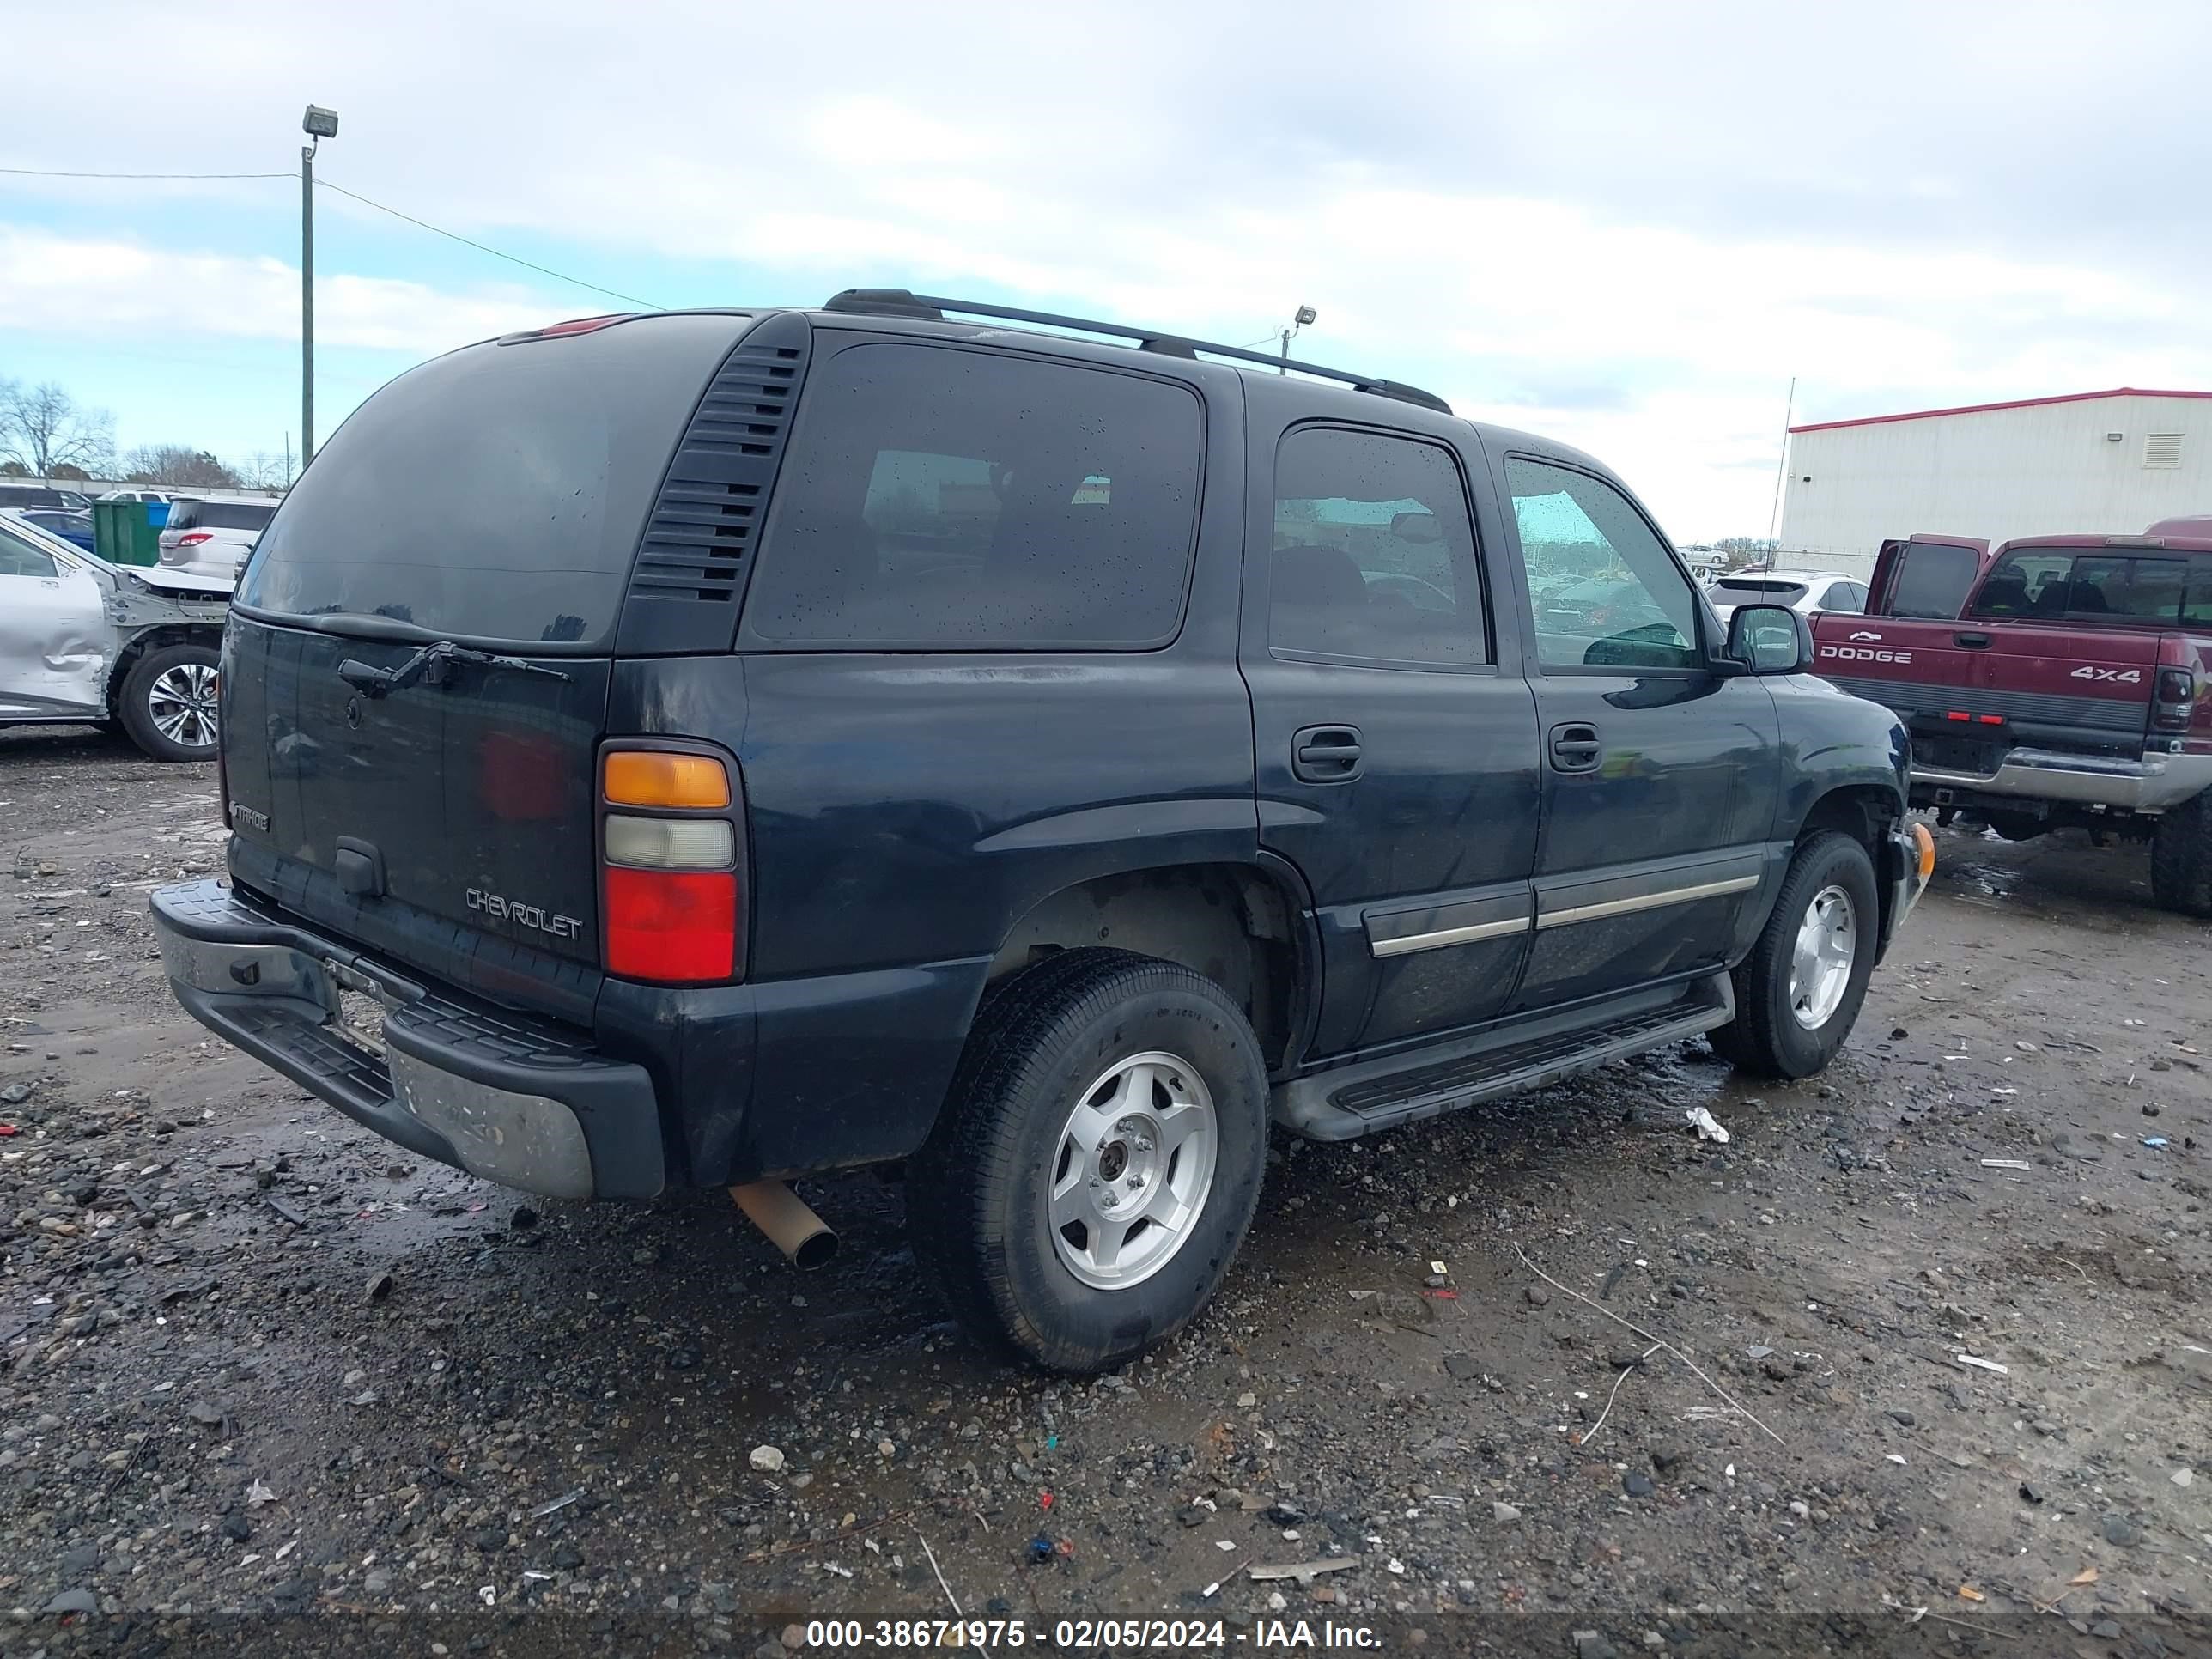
[497,314,635,345]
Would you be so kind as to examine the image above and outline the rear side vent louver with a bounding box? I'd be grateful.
[617,311,813,654]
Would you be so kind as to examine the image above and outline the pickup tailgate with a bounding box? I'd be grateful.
[1812,613,2157,772]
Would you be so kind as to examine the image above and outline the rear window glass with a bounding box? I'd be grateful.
[743,343,1201,647]
[167,500,276,532]
[238,313,741,647]
[1712,579,1808,602]
[1970,552,2191,623]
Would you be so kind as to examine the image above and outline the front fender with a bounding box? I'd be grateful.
[1768,672,1911,839]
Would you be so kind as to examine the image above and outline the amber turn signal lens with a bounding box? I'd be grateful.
[603,750,731,810]
[1913,821,1936,880]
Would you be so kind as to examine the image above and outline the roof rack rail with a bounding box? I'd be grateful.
[819,289,1452,416]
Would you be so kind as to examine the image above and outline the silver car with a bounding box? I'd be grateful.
[0,509,229,762]
[156,496,278,581]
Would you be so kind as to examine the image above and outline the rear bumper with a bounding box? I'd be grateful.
[151,879,663,1200]
[1912,748,2212,813]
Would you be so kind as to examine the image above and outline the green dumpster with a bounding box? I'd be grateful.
[93,499,161,567]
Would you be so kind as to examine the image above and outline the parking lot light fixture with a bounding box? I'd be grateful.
[301,106,339,466]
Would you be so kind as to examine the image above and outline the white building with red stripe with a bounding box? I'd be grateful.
[1778,387,2211,576]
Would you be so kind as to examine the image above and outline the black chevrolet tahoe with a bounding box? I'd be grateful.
[152,290,1932,1371]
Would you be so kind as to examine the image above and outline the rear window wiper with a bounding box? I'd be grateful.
[337,640,571,700]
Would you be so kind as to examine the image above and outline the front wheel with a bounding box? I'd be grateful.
[906,949,1269,1373]
[118,643,220,763]
[1709,831,1880,1079]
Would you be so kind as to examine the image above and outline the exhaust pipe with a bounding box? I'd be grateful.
[729,1180,837,1270]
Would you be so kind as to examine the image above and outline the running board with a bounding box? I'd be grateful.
[1271,973,1734,1141]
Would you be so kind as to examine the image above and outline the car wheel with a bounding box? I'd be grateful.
[2150,792,2212,917]
[1709,831,1880,1080]
[907,948,1269,1373]
[118,643,221,763]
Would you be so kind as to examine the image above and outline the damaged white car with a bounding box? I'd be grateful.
[0,508,229,762]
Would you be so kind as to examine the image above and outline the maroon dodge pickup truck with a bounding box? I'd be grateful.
[1808,530,2212,915]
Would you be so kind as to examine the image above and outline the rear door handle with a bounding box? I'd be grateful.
[1291,725,1362,783]
[1954,632,1992,648]
[1549,721,1602,773]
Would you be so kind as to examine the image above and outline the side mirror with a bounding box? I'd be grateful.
[1725,603,1811,673]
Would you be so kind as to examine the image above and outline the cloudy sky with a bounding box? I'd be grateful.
[4,0,2208,538]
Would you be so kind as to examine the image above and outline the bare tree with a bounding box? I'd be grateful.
[122,445,244,490]
[240,451,292,490]
[0,380,116,477]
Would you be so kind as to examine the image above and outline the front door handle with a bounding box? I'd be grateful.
[1549,721,1602,773]
[1954,632,1992,648]
[1292,725,1363,783]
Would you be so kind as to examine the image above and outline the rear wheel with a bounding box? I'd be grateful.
[118,644,221,763]
[1709,831,1880,1079]
[906,948,1269,1373]
[2150,793,2212,917]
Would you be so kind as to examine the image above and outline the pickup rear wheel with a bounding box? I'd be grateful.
[2150,793,2212,917]
[118,643,221,763]
[1709,831,1880,1079]
[907,948,1269,1373]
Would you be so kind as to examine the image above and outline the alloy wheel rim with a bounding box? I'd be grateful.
[148,663,219,750]
[1787,883,1856,1029]
[1048,1050,1218,1291]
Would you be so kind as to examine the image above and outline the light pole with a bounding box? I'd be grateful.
[301,104,339,469]
[1278,305,1316,374]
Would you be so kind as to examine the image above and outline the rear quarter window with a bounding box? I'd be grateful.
[742,342,1203,648]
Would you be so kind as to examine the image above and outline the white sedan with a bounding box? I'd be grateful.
[1706,568,1868,623]
[0,509,230,762]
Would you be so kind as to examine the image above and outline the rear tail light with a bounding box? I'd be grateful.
[599,748,740,985]
[604,750,730,810]
[604,815,733,869]
[2153,666,2197,732]
[175,531,213,546]
[603,868,738,984]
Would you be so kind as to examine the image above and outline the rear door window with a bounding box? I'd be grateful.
[0,524,60,578]
[744,343,1202,647]
[1267,426,1486,665]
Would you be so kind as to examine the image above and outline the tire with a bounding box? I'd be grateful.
[906,948,1269,1373]
[2151,792,2212,917]
[118,643,221,763]
[1709,831,1881,1080]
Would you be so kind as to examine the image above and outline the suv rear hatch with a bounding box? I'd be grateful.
[222,310,769,1017]
[159,498,278,567]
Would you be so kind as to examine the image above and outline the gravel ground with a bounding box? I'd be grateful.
[1,723,2207,1657]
